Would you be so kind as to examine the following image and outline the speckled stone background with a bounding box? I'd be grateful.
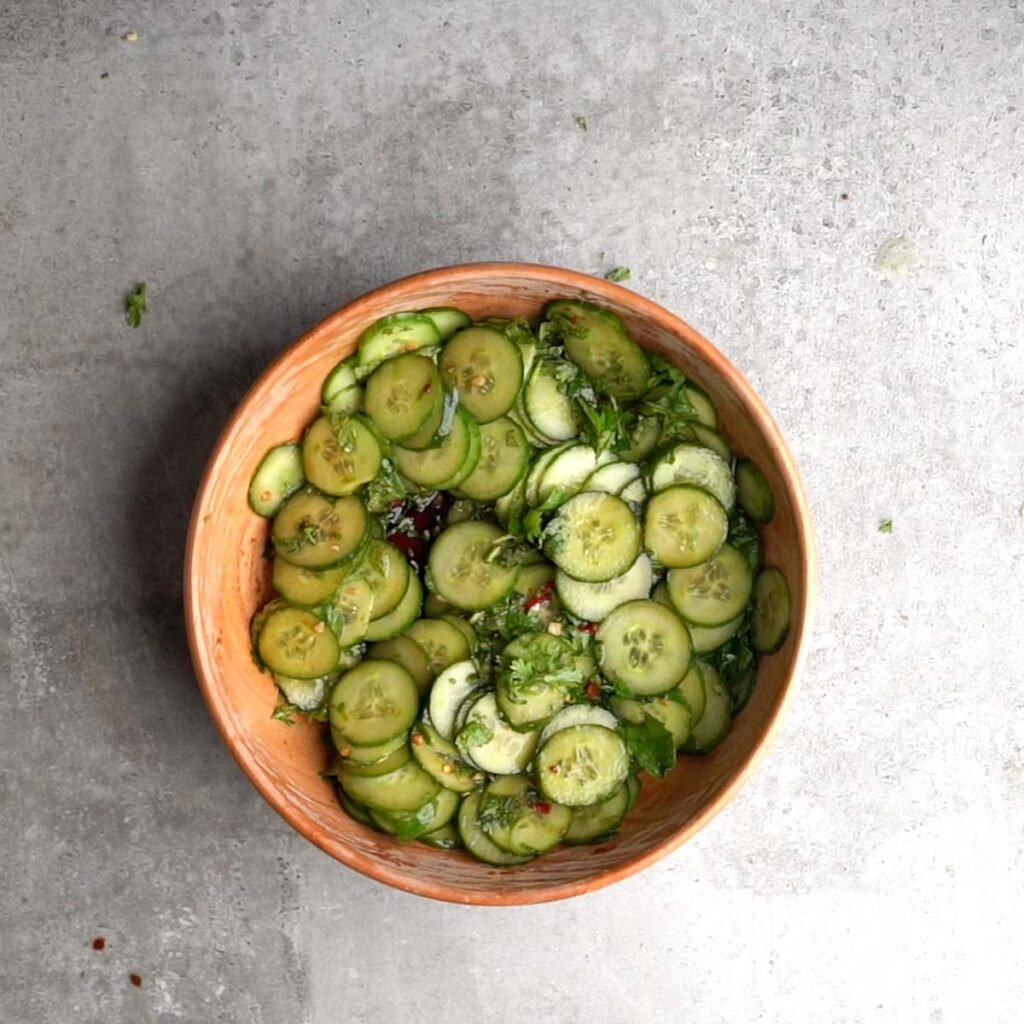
[1,2,1022,1022]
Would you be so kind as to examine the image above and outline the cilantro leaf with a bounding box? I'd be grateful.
[457,721,494,748]
[364,458,408,514]
[575,114,588,131]
[878,518,893,533]
[621,716,676,777]
[706,619,758,714]
[604,267,631,283]
[272,702,299,726]
[727,510,761,572]
[125,282,148,328]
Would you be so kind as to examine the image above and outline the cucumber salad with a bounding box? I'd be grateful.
[247,299,792,862]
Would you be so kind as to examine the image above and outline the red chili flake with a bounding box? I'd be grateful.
[91,937,106,951]
[534,802,552,815]
[548,764,560,774]
[524,580,556,611]
[585,680,602,701]
[577,622,598,634]
[390,499,405,509]
[129,974,143,988]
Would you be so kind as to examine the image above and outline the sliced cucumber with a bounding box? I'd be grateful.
[619,415,662,463]
[682,661,731,754]
[678,661,706,725]
[338,791,376,827]
[405,617,473,676]
[610,692,692,748]
[535,725,630,807]
[273,672,332,711]
[257,606,340,679]
[686,422,732,463]
[752,566,791,653]
[410,720,481,793]
[393,407,481,490]
[538,704,619,747]
[363,571,423,642]
[427,521,520,611]
[649,442,736,512]
[323,385,363,416]
[543,492,641,584]
[328,658,420,747]
[272,491,368,569]
[454,417,529,501]
[666,543,753,627]
[339,761,440,813]
[455,691,539,775]
[478,775,572,855]
[689,613,744,654]
[367,635,433,694]
[685,383,718,428]
[370,787,460,841]
[619,477,647,507]
[536,445,615,506]
[272,557,349,608]
[496,633,580,730]
[523,360,581,442]
[249,444,304,517]
[736,458,775,524]
[625,773,642,811]
[397,393,446,451]
[598,599,692,696]
[523,441,573,506]
[324,577,375,648]
[583,460,641,495]
[354,540,410,621]
[438,614,478,652]
[564,782,630,844]
[332,730,407,763]
[458,789,533,867]
[363,353,443,443]
[418,822,463,849]
[644,484,728,568]
[439,326,523,423]
[357,312,441,367]
[322,360,358,405]
[555,553,652,622]
[420,306,471,341]
[302,415,382,496]
[335,741,412,778]
[427,660,482,741]
[545,300,650,399]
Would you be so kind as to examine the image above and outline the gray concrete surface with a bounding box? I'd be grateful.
[2,1,1022,1021]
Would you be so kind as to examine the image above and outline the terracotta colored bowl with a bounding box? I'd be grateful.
[185,263,815,905]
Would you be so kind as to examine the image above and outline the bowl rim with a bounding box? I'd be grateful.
[184,261,817,905]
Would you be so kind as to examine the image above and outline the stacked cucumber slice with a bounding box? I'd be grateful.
[247,299,792,864]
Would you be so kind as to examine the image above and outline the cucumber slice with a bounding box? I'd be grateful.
[405,617,473,676]
[302,415,382,496]
[257,606,341,679]
[420,306,471,341]
[536,444,611,506]
[478,775,572,855]
[323,385,363,416]
[367,635,433,694]
[397,393,446,451]
[644,485,728,568]
[543,492,641,584]
[324,577,375,648]
[545,300,651,399]
[535,725,630,807]
[538,704,619,747]
[248,444,304,517]
[322,360,358,404]
[666,543,753,627]
[335,741,412,778]
[619,415,662,463]
[455,691,539,775]
[357,312,442,367]
[625,773,642,810]
[332,730,408,763]
[728,509,763,573]
[338,791,376,827]
[598,599,693,695]
[686,422,732,463]
[364,353,444,443]
[339,760,440,813]
[272,491,368,569]
[410,720,481,793]
[370,787,460,840]
[583,460,641,495]
[610,693,692,748]
[689,613,744,654]
[328,658,420,747]
[418,822,463,850]
[678,661,706,725]
[427,660,482,741]
[393,407,480,490]
[439,326,523,423]
[458,789,533,867]
[363,572,423,642]
[685,384,717,428]
[736,458,775,524]
[564,782,630,844]
[682,661,731,754]
[496,633,581,731]
[427,521,520,611]
[649,442,736,512]
[523,441,573,506]
[751,566,791,653]
[272,557,349,608]
[555,553,652,622]
[523,360,581,442]
[438,614,478,651]
[351,540,410,621]
[454,417,530,501]
[619,477,647,507]
[273,672,332,711]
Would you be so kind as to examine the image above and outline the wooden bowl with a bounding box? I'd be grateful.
[185,263,815,905]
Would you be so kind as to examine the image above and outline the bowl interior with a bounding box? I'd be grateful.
[185,264,814,905]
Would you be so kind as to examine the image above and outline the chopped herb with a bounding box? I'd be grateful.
[279,520,321,554]
[327,414,359,452]
[604,267,631,283]
[575,114,588,131]
[500,633,587,699]
[621,716,675,777]
[364,459,409,514]
[878,519,893,533]
[125,282,147,328]
[306,706,329,723]
[457,721,494,748]
[272,703,299,726]
[727,510,761,571]
[500,317,537,349]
